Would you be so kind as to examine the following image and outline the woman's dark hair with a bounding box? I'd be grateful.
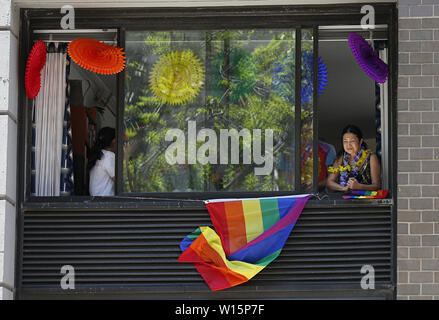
[87,127,116,171]
[337,124,368,158]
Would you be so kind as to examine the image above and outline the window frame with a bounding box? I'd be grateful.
[18,4,398,203]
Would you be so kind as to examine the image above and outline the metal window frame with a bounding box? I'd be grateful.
[15,3,398,299]
[18,4,397,202]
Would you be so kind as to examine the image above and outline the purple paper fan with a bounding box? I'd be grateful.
[348,33,389,83]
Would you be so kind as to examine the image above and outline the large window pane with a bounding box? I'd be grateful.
[124,29,297,192]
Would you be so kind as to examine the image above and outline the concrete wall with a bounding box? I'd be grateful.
[0,0,18,300]
[398,0,439,300]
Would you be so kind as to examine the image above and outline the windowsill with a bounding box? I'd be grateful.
[23,192,393,211]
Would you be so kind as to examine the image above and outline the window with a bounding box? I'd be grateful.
[317,25,390,191]
[23,5,396,199]
[18,6,397,300]
[29,30,118,197]
[124,29,312,193]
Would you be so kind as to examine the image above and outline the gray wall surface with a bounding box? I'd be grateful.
[318,40,377,153]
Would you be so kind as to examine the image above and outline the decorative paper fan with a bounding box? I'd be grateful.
[301,51,329,105]
[348,33,388,83]
[272,50,328,105]
[25,40,47,99]
[149,50,205,105]
[68,38,126,75]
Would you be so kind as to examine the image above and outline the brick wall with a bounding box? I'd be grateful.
[398,0,439,300]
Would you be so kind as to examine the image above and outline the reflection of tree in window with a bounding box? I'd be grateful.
[124,30,301,193]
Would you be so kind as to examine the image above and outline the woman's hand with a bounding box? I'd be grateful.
[347,177,360,190]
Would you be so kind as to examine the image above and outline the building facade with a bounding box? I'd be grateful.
[0,0,437,300]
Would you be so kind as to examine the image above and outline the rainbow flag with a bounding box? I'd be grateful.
[342,190,388,199]
[178,194,311,291]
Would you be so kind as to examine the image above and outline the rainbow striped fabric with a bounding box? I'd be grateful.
[342,190,388,199]
[178,194,311,291]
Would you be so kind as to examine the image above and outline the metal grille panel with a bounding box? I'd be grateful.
[20,203,393,298]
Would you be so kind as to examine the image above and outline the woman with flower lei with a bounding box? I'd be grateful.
[326,124,381,192]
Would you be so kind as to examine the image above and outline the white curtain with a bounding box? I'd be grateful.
[34,51,67,196]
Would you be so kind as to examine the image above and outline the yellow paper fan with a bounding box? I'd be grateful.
[149,50,205,105]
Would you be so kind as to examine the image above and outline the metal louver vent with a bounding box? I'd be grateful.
[19,203,393,299]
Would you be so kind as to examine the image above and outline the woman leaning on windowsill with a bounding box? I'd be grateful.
[326,124,381,192]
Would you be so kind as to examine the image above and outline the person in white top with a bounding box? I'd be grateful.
[88,127,116,196]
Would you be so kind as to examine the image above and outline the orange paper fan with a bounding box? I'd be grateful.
[68,38,126,75]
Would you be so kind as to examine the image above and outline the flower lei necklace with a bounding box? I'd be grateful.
[328,146,371,187]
